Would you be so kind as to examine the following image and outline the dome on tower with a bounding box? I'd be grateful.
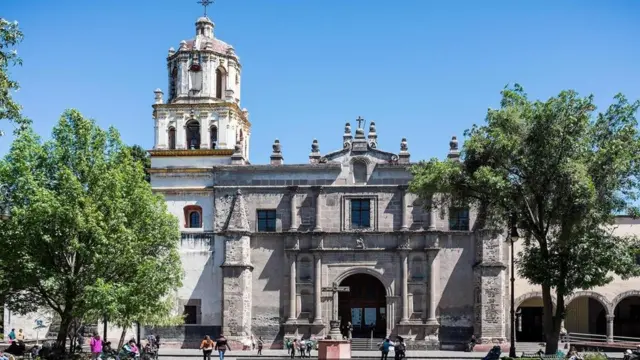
[196,16,213,24]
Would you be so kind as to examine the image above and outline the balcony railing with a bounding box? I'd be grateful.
[180,231,215,243]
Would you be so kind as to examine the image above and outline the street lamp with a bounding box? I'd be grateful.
[0,184,10,220]
[507,212,520,358]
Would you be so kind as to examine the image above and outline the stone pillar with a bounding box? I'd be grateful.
[400,251,409,323]
[313,255,322,323]
[313,186,323,232]
[220,189,253,340]
[288,254,297,322]
[606,315,614,342]
[399,185,409,231]
[289,186,298,231]
[472,229,507,343]
[426,249,440,324]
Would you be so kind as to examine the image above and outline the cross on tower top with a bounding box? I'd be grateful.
[356,116,365,129]
[197,0,214,17]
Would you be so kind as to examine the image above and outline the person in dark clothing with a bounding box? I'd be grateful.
[290,339,297,359]
[257,337,264,355]
[215,334,230,360]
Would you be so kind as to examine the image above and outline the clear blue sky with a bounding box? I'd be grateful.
[2,0,639,164]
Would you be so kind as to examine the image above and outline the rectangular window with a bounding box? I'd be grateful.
[351,199,371,229]
[183,305,197,325]
[449,207,470,231]
[635,253,640,266]
[257,210,277,232]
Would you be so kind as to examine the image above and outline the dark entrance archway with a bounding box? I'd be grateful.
[338,273,386,338]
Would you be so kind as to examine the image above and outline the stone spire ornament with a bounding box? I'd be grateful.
[343,122,353,149]
[224,189,250,234]
[447,136,460,161]
[231,140,245,165]
[270,139,284,165]
[368,121,378,148]
[309,139,321,164]
[399,138,410,164]
[154,88,164,104]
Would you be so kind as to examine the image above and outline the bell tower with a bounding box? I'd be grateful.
[151,6,250,165]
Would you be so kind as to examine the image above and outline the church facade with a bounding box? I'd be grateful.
[146,14,510,349]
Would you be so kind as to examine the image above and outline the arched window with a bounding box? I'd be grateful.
[189,211,201,228]
[168,127,176,150]
[353,160,367,184]
[410,257,425,280]
[210,126,218,149]
[186,120,201,149]
[215,68,225,99]
[184,205,203,228]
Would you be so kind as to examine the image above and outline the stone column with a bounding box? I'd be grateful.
[399,185,409,231]
[313,255,322,323]
[606,315,614,342]
[289,186,298,231]
[288,254,297,322]
[313,186,323,232]
[428,195,437,230]
[426,250,439,323]
[400,252,409,323]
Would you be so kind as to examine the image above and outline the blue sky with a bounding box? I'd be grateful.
[2,0,639,164]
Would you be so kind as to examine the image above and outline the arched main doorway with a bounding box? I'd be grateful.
[516,297,545,342]
[338,273,386,338]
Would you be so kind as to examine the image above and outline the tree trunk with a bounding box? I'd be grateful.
[542,284,564,354]
[55,310,74,352]
[118,327,127,350]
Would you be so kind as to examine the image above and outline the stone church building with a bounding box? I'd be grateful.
[145,13,507,349]
[5,10,640,351]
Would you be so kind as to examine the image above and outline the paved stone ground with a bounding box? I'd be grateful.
[157,348,626,359]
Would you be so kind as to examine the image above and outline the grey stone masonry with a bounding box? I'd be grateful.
[472,230,507,343]
[221,190,253,341]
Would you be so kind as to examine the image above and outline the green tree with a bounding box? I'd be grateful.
[409,85,640,354]
[0,110,182,351]
[129,144,151,183]
[0,18,25,128]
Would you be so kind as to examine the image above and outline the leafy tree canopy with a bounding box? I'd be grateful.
[0,110,182,349]
[0,18,26,128]
[409,85,640,353]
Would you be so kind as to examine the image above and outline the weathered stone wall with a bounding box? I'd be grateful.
[251,234,285,341]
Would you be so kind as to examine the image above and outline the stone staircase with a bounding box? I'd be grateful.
[350,338,383,351]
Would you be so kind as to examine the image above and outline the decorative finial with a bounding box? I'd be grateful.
[400,138,408,152]
[272,139,281,153]
[344,122,351,134]
[449,136,458,151]
[311,139,320,153]
[197,0,214,17]
[236,189,242,195]
[154,89,163,104]
[234,140,242,153]
[369,121,376,133]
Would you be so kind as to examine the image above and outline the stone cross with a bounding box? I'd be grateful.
[197,0,214,16]
[322,282,350,322]
[356,116,365,129]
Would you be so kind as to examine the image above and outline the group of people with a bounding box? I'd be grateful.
[285,338,315,358]
[199,334,232,360]
[378,337,407,360]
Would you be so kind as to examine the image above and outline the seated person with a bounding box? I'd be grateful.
[120,340,139,358]
[0,352,9,360]
[5,341,25,356]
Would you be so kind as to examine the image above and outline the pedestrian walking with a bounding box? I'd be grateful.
[200,335,214,360]
[378,338,392,360]
[257,336,264,355]
[215,334,230,360]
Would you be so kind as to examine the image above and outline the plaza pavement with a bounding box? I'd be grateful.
[157,348,627,359]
